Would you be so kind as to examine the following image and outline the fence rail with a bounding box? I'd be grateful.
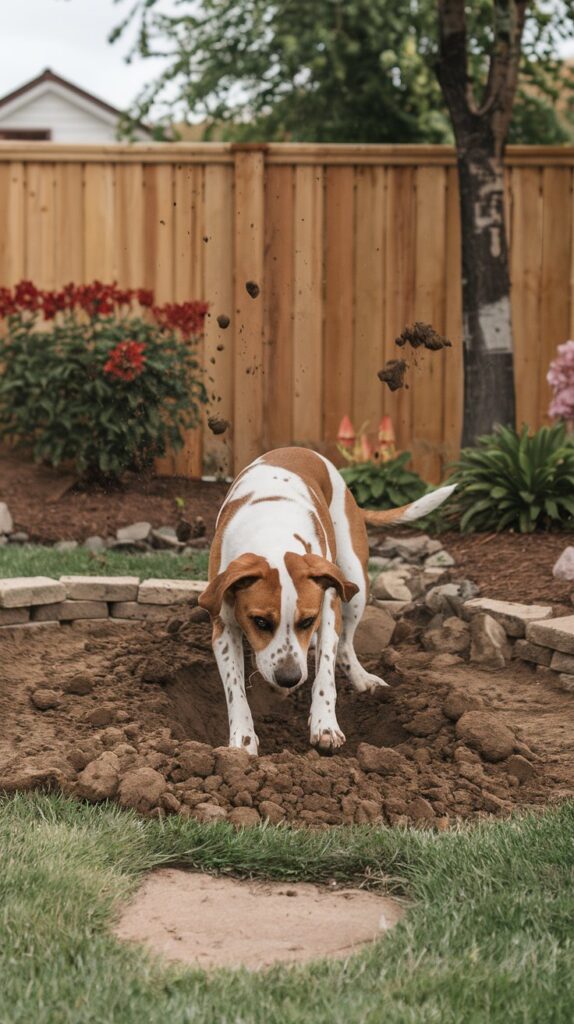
[0,142,572,481]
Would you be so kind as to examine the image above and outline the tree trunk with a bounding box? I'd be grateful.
[457,139,515,446]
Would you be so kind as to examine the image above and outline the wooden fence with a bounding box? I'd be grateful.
[1,142,573,482]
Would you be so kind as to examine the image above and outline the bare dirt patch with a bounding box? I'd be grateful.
[114,870,402,970]
[1,613,572,828]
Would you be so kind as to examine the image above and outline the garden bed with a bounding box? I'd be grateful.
[1,612,572,829]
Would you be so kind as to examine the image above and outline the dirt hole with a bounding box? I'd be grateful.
[114,869,403,970]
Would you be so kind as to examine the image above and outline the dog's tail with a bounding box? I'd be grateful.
[360,483,457,527]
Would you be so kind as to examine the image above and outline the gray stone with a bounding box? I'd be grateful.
[423,616,470,655]
[527,615,574,654]
[514,639,553,666]
[60,575,139,602]
[109,602,173,621]
[84,535,106,553]
[138,579,208,605]
[465,598,553,637]
[550,650,574,674]
[354,606,395,658]
[0,607,30,626]
[32,600,108,622]
[370,570,412,602]
[373,599,411,618]
[107,538,148,552]
[150,527,182,550]
[8,532,29,544]
[0,502,13,534]
[0,576,66,608]
[425,581,479,617]
[469,613,511,669]
[552,546,574,581]
[424,549,455,568]
[393,534,432,560]
[116,521,152,543]
[54,540,79,552]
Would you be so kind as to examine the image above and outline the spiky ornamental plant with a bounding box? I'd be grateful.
[449,424,574,533]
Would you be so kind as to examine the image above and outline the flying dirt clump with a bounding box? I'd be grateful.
[207,416,230,436]
[395,321,452,351]
[216,314,230,329]
[377,359,408,392]
[245,281,260,299]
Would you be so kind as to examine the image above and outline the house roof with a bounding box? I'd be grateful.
[0,67,152,135]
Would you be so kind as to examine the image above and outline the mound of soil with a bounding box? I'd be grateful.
[1,614,572,829]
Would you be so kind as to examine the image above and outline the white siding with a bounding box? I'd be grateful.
[0,83,149,142]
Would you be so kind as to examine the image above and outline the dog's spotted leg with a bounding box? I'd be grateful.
[337,589,389,693]
[309,591,345,751]
[213,622,259,754]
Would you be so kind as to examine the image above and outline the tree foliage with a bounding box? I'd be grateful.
[111,0,574,143]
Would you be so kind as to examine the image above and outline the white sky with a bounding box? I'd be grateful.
[0,0,573,116]
[0,0,168,111]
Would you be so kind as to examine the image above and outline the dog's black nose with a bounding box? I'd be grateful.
[274,666,302,689]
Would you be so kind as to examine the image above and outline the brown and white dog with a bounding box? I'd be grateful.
[199,447,455,754]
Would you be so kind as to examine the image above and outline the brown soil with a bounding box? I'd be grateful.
[395,322,452,351]
[377,359,408,392]
[1,614,572,829]
[0,449,228,544]
[114,870,402,970]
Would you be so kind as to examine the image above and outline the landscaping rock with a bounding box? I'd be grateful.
[60,576,140,602]
[32,600,108,622]
[77,753,120,801]
[455,711,515,762]
[0,577,65,608]
[8,531,29,544]
[550,650,574,673]
[0,502,13,534]
[228,807,261,828]
[109,602,172,621]
[0,607,30,626]
[356,743,408,775]
[371,570,412,602]
[354,606,395,658]
[558,673,574,692]
[138,579,208,605]
[373,599,411,617]
[424,550,455,568]
[54,540,79,552]
[469,613,511,669]
[527,615,574,654]
[84,535,106,553]
[425,580,479,617]
[116,522,152,543]
[423,616,470,654]
[31,688,61,711]
[118,767,168,812]
[151,527,181,550]
[392,535,433,560]
[464,598,553,637]
[552,546,574,581]
[514,640,553,666]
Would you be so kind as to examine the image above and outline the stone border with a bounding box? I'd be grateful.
[0,576,207,630]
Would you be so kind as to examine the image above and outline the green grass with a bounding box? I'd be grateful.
[0,544,210,580]
[0,794,572,1023]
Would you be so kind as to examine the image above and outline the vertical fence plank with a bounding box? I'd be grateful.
[323,166,354,457]
[54,163,84,284]
[84,163,115,280]
[0,163,25,284]
[25,163,56,288]
[352,166,385,448]
[510,167,543,431]
[540,167,572,426]
[443,165,463,472]
[383,166,416,456]
[114,163,145,288]
[293,164,324,446]
[264,164,295,451]
[233,148,265,471]
[203,164,234,477]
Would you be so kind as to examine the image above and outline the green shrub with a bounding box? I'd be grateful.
[0,281,208,482]
[340,451,427,508]
[449,423,574,533]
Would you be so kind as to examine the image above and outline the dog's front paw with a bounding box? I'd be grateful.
[350,670,389,694]
[309,723,346,752]
[229,731,259,755]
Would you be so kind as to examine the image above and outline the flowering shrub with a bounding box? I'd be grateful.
[0,281,208,482]
[547,341,574,422]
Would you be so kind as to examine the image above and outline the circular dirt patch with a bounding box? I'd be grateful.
[1,616,572,828]
[114,870,403,970]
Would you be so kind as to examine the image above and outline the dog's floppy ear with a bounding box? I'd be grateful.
[199,553,269,618]
[286,552,359,603]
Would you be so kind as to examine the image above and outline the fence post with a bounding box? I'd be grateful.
[232,144,267,472]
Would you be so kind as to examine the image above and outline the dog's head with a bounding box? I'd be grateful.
[199,551,358,692]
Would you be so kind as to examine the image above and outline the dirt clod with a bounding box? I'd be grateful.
[455,711,515,763]
[395,321,452,350]
[377,359,408,391]
[229,806,261,828]
[31,688,61,711]
[207,416,230,436]
[63,674,95,696]
[245,281,260,299]
[77,753,120,801]
[118,767,168,812]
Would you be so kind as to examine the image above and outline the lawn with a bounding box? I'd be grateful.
[0,794,572,1024]
[0,545,210,580]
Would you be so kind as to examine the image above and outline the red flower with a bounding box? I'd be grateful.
[0,287,16,318]
[152,300,208,337]
[14,280,41,311]
[103,340,146,382]
[137,288,154,308]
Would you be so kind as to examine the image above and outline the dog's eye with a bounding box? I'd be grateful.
[252,616,274,633]
[297,616,316,630]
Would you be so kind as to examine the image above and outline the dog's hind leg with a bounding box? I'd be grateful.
[213,622,259,754]
[336,588,388,693]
